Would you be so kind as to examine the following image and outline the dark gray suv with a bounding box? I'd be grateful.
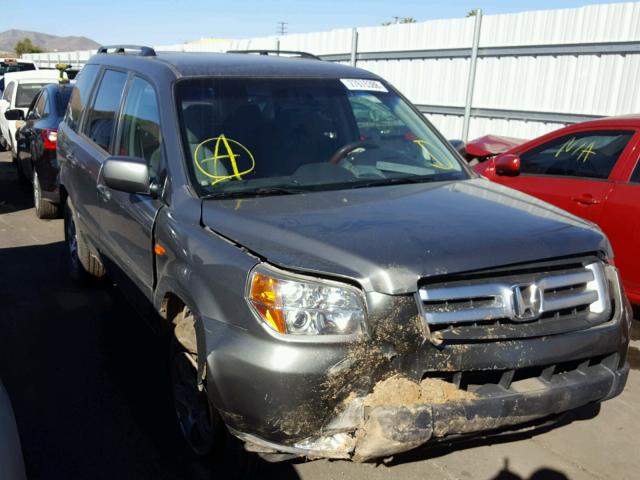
[58,46,631,462]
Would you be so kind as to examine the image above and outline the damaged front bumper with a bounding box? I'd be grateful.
[205,273,631,462]
[234,354,628,461]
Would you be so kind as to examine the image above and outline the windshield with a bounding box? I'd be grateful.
[176,78,466,197]
[16,83,50,108]
[0,62,35,75]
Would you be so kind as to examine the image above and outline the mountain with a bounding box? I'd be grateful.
[0,29,100,53]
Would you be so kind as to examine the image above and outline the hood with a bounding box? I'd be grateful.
[201,179,609,295]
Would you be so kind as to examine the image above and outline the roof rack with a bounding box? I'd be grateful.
[97,45,157,57]
[227,49,321,60]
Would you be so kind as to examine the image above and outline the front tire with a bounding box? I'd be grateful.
[33,172,59,219]
[170,307,222,457]
[63,197,106,283]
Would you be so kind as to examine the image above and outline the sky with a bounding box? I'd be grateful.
[1,0,630,46]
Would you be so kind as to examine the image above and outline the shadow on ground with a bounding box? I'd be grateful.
[0,157,32,215]
[0,242,299,479]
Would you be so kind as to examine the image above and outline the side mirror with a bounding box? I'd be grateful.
[495,153,521,177]
[448,139,466,156]
[102,156,150,194]
[4,109,24,121]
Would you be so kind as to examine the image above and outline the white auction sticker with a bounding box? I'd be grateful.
[340,78,388,93]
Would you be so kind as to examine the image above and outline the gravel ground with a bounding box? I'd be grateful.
[0,151,638,480]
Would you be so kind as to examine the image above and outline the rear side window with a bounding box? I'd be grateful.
[84,69,127,152]
[116,77,162,177]
[520,131,633,180]
[66,64,101,132]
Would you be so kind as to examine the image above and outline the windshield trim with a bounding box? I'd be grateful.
[202,173,465,200]
[173,75,473,199]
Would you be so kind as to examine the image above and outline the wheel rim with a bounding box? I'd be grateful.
[33,173,40,213]
[171,349,215,455]
[65,208,79,264]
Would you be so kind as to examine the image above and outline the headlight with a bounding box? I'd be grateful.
[246,264,366,336]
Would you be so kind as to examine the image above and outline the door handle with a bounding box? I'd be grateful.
[571,193,600,206]
[97,184,111,202]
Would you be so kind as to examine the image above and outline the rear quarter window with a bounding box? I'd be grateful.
[65,64,101,132]
[55,88,73,117]
[15,83,49,108]
[2,81,14,101]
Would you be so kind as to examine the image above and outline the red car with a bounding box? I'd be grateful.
[473,116,640,305]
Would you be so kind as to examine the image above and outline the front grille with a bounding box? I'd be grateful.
[417,258,612,342]
[422,352,619,394]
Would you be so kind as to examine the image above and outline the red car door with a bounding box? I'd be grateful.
[480,128,638,225]
[597,155,640,304]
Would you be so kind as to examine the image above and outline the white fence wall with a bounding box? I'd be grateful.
[24,2,640,142]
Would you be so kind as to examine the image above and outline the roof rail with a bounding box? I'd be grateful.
[227,49,321,60]
[97,45,157,57]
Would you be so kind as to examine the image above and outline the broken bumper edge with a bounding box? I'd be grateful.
[233,361,629,462]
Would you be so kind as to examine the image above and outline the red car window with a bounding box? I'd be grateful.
[632,161,640,183]
[519,130,634,180]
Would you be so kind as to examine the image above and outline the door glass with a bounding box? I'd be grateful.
[631,162,640,183]
[520,130,633,180]
[84,70,127,152]
[116,77,162,177]
[32,91,47,118]
[66,64,101,132]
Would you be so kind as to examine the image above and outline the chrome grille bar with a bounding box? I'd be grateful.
[417,262,610,327]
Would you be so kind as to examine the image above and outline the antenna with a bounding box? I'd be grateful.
[276,21,288,36]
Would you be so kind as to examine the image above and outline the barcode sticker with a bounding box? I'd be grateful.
[340,78,388,93]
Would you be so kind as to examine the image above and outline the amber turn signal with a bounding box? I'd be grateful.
[154,243,167,256]
[248,272,286,333]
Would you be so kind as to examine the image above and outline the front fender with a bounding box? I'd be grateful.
[153,207,260,395]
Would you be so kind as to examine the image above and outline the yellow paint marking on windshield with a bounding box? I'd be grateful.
[555,138,597,163]
[413,140,456,170]
[194,135,255,184]
[576,142,596,163]
[555,137,579,158]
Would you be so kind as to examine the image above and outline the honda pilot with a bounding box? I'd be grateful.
[57,46,631,462]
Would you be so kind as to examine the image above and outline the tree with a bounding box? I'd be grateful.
[15,38,44,56]
[382,17,417,26]
[466,10,478,17]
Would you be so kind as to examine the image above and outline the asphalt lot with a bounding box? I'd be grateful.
[0,150,639,480]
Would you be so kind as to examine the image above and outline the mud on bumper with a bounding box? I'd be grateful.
[236,355,628,462]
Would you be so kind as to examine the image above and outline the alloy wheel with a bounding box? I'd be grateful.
[33,172,41,215]
[171,346,215,456]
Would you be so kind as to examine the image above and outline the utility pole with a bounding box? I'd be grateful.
[276,21,288,36]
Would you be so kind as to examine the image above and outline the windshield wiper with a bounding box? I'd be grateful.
[202,186,307,199]
[348,175,456,190]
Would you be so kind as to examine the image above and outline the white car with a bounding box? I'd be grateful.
[0,59,38,97]
[0,70,60,156]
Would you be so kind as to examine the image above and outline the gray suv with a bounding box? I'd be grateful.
[58,45,630,462]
